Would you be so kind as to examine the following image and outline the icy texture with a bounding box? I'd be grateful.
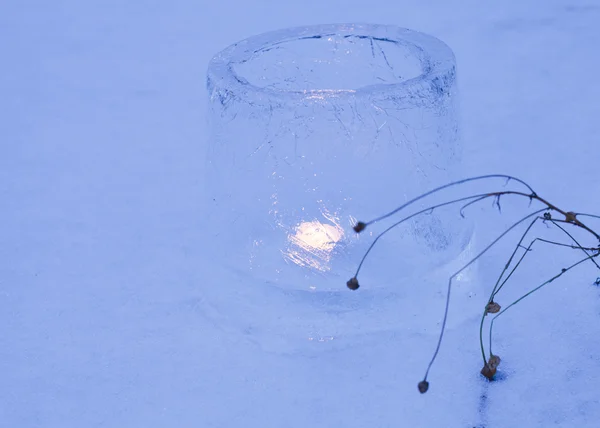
[206,24,470,289]
[205,24,476,349]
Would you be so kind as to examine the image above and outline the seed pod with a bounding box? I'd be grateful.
[418,380,429,394]
[346,277,360,290]
[481,355,501,380]
[488,355,501,369]
[485,301,501,314]
[353,222,367,233]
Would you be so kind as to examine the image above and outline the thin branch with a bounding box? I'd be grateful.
[422,208,547,383]
[489,219,600,299]
[549,219,600,271]
[530,239,599,251]
[478,216,545,364]
[488,252,600,356]
[353,192,493,278]
[485,235,594,357]
[478,191,600,241]
[573,213,600,222]
[347,174,600,392]
[363,174,535,227]
[459,195,490,218]
[490,217,544,298]
[479,218,600,361]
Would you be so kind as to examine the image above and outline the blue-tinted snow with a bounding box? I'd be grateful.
[1,1,600,427]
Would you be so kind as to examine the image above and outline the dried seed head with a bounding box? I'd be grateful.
[418,380,429,394]
[485,301,501,315]
[346,277,360,290]
[481,355,501,380]
[481,364,495,380]
[353,222,367,233]
[488,355,501,369]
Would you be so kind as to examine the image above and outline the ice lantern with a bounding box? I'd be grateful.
[206,24,472,299]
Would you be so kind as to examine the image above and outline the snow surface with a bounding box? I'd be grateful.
[2,0,600,427]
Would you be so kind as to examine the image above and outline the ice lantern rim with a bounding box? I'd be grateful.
[206,23,456,104]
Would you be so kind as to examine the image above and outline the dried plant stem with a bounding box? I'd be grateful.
[480,217,600,359]
[364,174,535,227]
[548,220,600,271]
[354,192,506,278]
[482,232,598,360]
[478,216,546,363]
[488,252,600,356]
[575,213,600,221]
[348,174,600,392]
[422,209,546,383]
